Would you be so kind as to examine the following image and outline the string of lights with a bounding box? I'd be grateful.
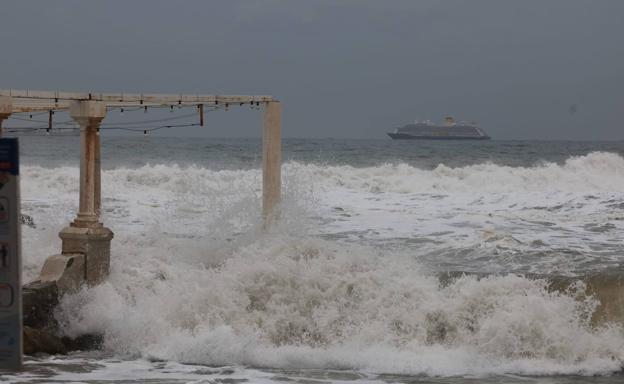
[100,112,204,126]
[2,123,200,135]
[10,99,265,117]
[2,102,238,135]
[9,111,202,126]
[9,116,75,125]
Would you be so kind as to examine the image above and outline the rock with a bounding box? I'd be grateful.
[22,281,59,329]
[20,214,36,228]
[62,333,104,351]
[23,326,67,355]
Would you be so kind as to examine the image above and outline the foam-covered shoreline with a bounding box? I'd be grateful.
[53,235,624,376]
[16,151,624,376]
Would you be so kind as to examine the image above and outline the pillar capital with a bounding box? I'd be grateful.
[69,100,106,125]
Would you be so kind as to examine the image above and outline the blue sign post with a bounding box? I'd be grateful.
[0,138,21,369]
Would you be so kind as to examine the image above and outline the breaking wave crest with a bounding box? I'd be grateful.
[56,236,624,376]
[291,151,624,193]
[18,151,624,376]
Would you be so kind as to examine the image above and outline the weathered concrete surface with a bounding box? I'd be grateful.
[262,101,281,225]
[39,253,85,294]
[1,89,275,110]
[59,227,113,286]
[69,100,106,228]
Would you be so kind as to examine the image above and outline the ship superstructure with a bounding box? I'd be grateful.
[387,117,490,140]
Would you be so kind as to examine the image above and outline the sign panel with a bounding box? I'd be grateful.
[0,139,21,369]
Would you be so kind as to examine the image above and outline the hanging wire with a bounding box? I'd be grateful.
[101,123,201,132]
[3,101,236,135]
[100,112,201,126]
[8,116,75,125]
[12,111,51,118]
[2,122,200,135]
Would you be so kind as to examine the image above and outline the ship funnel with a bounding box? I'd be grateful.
[445,116,455,126]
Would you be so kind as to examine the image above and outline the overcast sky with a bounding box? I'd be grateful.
[2,0,623,140]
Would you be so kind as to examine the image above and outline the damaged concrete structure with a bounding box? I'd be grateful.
[42,101,113,292]
[0,89,283,352]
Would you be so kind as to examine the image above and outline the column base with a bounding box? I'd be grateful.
[59,226,114,286]
[71,213,101,228]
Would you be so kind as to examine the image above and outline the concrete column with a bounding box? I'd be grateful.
[0,96,12,137]
[70,101,105,228]
[52,100,113,287]
[262,101,282,225]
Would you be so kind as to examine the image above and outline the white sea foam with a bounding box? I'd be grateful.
[54,237,624,376]
[298,152,624,274]
[17,152,624,377]
[295,151,624,193]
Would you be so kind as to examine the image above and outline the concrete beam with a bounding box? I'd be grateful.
[0,89,276,112]
[262,101,282,225]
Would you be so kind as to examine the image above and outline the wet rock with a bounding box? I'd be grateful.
[61,334,104,351]
[23,326,104,355]
[23,280,59,329]
[23,326,67,355]
[20,214,36,228]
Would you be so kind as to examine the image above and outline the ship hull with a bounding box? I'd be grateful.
[387,133,491,140]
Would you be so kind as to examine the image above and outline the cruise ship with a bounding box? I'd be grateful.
[387,117,491,140]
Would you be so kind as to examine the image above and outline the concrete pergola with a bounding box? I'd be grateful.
[0,90,281,290]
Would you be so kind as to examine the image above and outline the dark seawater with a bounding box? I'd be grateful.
[19,135,624,169]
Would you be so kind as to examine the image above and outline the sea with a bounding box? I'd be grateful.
[2,136,624,383]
